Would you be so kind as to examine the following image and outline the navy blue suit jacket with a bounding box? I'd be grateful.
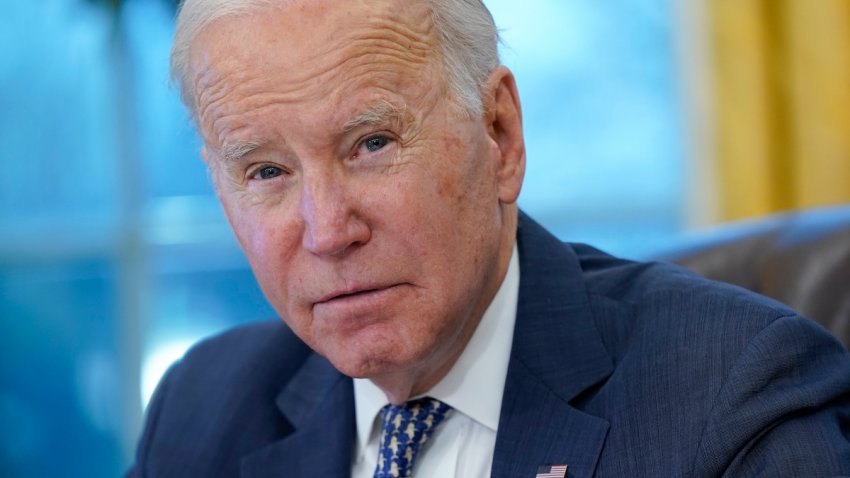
[129,214,850,477]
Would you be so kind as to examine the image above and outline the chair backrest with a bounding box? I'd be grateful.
[656,205,850,348]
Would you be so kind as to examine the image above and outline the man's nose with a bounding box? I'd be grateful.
[298,174,371,257]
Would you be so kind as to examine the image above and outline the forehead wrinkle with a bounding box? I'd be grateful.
[193,66,287,143]
[241,9,436,97]
[345,14,435,58]
[203,91,294,145]
[204,54,435,141]
[258,32,435,106]
[197,48,427,139]
[304,1,436,62]
[194,2,445,153]
[193,64,233,131]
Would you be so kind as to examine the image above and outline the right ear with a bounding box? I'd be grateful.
[480,66,526,205]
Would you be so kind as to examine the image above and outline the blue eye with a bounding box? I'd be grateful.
[257,166,283,180]
[363,136,389,152]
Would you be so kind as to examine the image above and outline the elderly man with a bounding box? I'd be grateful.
[129,0,850,477]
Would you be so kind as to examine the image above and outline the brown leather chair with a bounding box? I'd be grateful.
[656,205,850,348]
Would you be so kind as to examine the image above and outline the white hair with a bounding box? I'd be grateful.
[170,0,500,119]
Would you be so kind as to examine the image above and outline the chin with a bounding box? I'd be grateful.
[328,355,397,380]
[323,340,428,381]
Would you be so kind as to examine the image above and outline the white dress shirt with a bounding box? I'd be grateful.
[351,246,520,478]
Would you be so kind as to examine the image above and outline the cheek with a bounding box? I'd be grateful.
[386,175,482,288]
[246,221,298,284]
[221,195,301,297]
[219,179,292,253]
[398,139,471,206]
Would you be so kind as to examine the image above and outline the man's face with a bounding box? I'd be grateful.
[189,0,522,394]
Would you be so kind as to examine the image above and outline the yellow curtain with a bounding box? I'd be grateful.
[709,0,850,220]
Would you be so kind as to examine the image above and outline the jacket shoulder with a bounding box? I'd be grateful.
[567,244,850,476]
[573,242,797,324]
[573,242,807,372]
[132,321,313,477]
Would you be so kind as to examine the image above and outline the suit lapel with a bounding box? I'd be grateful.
[491,214,614,478]
[241,353,355,478]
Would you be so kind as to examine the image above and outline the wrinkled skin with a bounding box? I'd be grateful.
[189,0,525,403]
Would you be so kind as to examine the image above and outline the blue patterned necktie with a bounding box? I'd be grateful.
[373,397,453,478]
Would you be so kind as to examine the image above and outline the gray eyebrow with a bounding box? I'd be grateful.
[342,100,407,132]
[220,140,262,164]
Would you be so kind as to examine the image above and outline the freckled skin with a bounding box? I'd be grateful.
[189,0,526,404]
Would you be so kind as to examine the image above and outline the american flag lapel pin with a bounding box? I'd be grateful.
[535,464,568,478]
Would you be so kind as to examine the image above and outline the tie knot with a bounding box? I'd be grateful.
[373,397,452,478]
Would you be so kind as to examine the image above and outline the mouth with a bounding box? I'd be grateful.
[310,283,410,324]
[315,284,398,305]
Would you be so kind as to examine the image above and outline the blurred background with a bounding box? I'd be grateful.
[1,0,848,475]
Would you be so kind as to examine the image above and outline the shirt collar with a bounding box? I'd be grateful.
[353,245,520,454]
